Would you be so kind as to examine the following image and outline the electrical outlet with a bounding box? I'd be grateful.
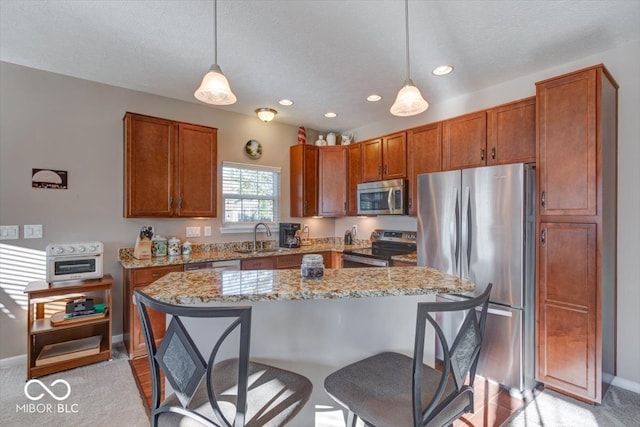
[24,224,43,239]
[0,225,19,240]
[204,226,212,237]
[186,226,201,238]
[351,225,357,237]
[302,224,309,233]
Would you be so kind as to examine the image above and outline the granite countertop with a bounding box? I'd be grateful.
[138,267,474,304]
[119,240,367,269]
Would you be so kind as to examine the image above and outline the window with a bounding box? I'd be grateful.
[222,161,280,226]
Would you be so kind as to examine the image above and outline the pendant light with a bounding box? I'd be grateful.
[390,0,428,117]
[194,0,237,105]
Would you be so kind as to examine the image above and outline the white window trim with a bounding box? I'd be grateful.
[220,161,281,234]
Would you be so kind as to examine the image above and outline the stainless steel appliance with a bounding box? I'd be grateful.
[183,259,240,272]
[279,222,301,248]
[343,229,416,267]
[46,241,104,283]
[356,179,407,215]
[417,163,536,393]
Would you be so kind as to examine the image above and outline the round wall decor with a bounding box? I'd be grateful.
[245,139,262,159]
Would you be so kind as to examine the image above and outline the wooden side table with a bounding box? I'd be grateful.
[24,275,113,379]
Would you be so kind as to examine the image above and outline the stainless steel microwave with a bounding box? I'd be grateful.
[357,179,407,215]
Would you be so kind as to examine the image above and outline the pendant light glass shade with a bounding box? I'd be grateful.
[390,79,429,116]
[194,0,236,105]
[390,0,428,117]
[194,64,237,105]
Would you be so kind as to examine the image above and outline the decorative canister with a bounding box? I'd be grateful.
[315,135,326,146]
[326,132,336,146]
[151,235,167,257]
[168,237,181,256]
[182,241,192,256]
[297,126,306,144]
[301,254,324,279]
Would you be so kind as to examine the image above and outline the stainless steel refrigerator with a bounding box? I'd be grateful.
[417,163,536,393]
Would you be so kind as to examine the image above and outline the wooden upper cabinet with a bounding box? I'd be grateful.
[407,122,442,216]
[361,132,407,182]
[124,114,174,217]
[486,97,536,165]
[537,70,598,216]
[177,123,217,217]
[319,146,348,217]
[442,111,487,171]
[347,144,362,216]
[382,132,407,179]
[290,144,319,217]
[124,112,217,218]
[361,138,383,182]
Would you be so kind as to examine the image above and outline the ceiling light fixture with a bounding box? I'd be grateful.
[432,65,454,76]
[367,94,382,102]
[324,112,337,118]
[194,0,237,105]
[279,99,294,106]
[256,108,277,122]
[390,0,428,117]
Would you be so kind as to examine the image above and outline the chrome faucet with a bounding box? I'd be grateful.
[253,222,272,252]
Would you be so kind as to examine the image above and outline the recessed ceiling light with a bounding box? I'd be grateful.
[324,112,337,118]
[366,94,382,102]
[279,99,294,106]
[432,65,454,76]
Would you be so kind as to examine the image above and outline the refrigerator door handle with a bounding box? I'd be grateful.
[466,188,472,271]
[452,187,460,270]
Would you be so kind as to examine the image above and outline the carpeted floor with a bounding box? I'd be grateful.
[0,343,148,427]
[503,385,640,426]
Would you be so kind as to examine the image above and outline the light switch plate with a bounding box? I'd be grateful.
[0,225,19,240]
[186,226,201,238]
[204,226,212,237]
[24,224,43,239]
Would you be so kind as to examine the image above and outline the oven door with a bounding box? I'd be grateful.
[342,253,389,268]
[46,255,103,282]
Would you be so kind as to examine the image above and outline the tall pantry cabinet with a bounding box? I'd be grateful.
[535,64,617,404]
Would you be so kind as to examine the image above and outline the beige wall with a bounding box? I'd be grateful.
[342,38,640,387]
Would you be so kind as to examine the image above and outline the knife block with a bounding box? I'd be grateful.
[133,236,152,260]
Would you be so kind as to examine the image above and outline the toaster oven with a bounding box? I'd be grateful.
[45,241,104,283]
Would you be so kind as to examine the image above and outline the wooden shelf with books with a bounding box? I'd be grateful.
[25,275,113,379]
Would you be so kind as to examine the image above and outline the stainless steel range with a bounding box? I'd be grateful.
[342,229,416,267]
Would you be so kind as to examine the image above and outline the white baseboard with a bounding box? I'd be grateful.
[612,376,640,394]
[0,334,124,368]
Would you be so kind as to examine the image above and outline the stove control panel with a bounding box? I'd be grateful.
[370,229,417,244]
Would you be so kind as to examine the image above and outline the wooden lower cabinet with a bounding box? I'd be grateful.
[241,256,276,270]
[242,251,337,270]
[123,265,183,359]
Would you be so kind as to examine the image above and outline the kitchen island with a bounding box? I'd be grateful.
[138,267,474,427]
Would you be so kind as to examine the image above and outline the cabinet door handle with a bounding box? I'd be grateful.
[378,165,382,175]
[344,202,347,211]
[152,273,163,278]
[541,229,546,245]
[169,196,173,209]
[491,147,496,159]
[408,198,412,209]
[541,191,546,208]
[481,148,485,161]
[178,197,183,210]
[383,164,388,174]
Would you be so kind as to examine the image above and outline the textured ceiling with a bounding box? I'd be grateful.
[1,0,639,133]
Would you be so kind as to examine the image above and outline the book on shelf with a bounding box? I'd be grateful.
[35,335,102,367]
